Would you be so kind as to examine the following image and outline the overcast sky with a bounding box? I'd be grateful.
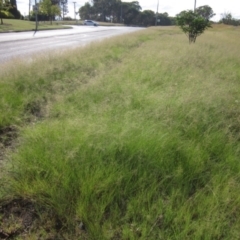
[17,0,240,21]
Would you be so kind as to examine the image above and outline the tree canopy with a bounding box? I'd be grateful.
[79,2,93,20]
[220,12,240,26]
[195,5,215,20]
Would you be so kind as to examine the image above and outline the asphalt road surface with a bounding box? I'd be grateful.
[0,26,143,64]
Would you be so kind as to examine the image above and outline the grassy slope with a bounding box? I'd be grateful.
[0,19,123,32]
[1,25,240,239]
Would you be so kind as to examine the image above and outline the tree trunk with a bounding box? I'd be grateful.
[1,17,3,25]
[189,33,197,44]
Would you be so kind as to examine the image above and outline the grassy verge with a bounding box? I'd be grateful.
[0,19,124,32]
[0,19,72,32]
[1,26,240,239]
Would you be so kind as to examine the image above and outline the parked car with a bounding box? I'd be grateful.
[83,20,99,26]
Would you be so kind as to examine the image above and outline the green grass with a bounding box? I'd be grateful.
[0,19,72,32]
[0,19,124,32]
[1,26,240,239]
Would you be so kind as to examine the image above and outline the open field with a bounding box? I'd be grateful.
[0,19,123,32]
[0,25,240,239]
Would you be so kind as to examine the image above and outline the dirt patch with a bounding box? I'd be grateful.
[0,199,88,240]
[0,126,17,168]
[0,126,17,149]
[24,100,45,120]
[0,199,36,239]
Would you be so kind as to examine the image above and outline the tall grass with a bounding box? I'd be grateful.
[1,26,240,239]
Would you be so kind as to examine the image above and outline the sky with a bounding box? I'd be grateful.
[17,0,240,21]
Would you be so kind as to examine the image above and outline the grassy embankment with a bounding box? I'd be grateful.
[0,25,240,239]
[0,19,123,32]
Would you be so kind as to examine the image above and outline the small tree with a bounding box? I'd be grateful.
[176,10,211,43]
[40,0,60,24]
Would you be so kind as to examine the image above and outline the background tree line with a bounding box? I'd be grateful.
[219,12,240,26]
[79,0,175,26]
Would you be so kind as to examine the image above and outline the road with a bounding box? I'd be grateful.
[0,26,143,64]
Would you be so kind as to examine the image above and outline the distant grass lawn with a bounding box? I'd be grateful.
[0,19,72,32]
[0,19,124,32]
[0,25,240,239]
